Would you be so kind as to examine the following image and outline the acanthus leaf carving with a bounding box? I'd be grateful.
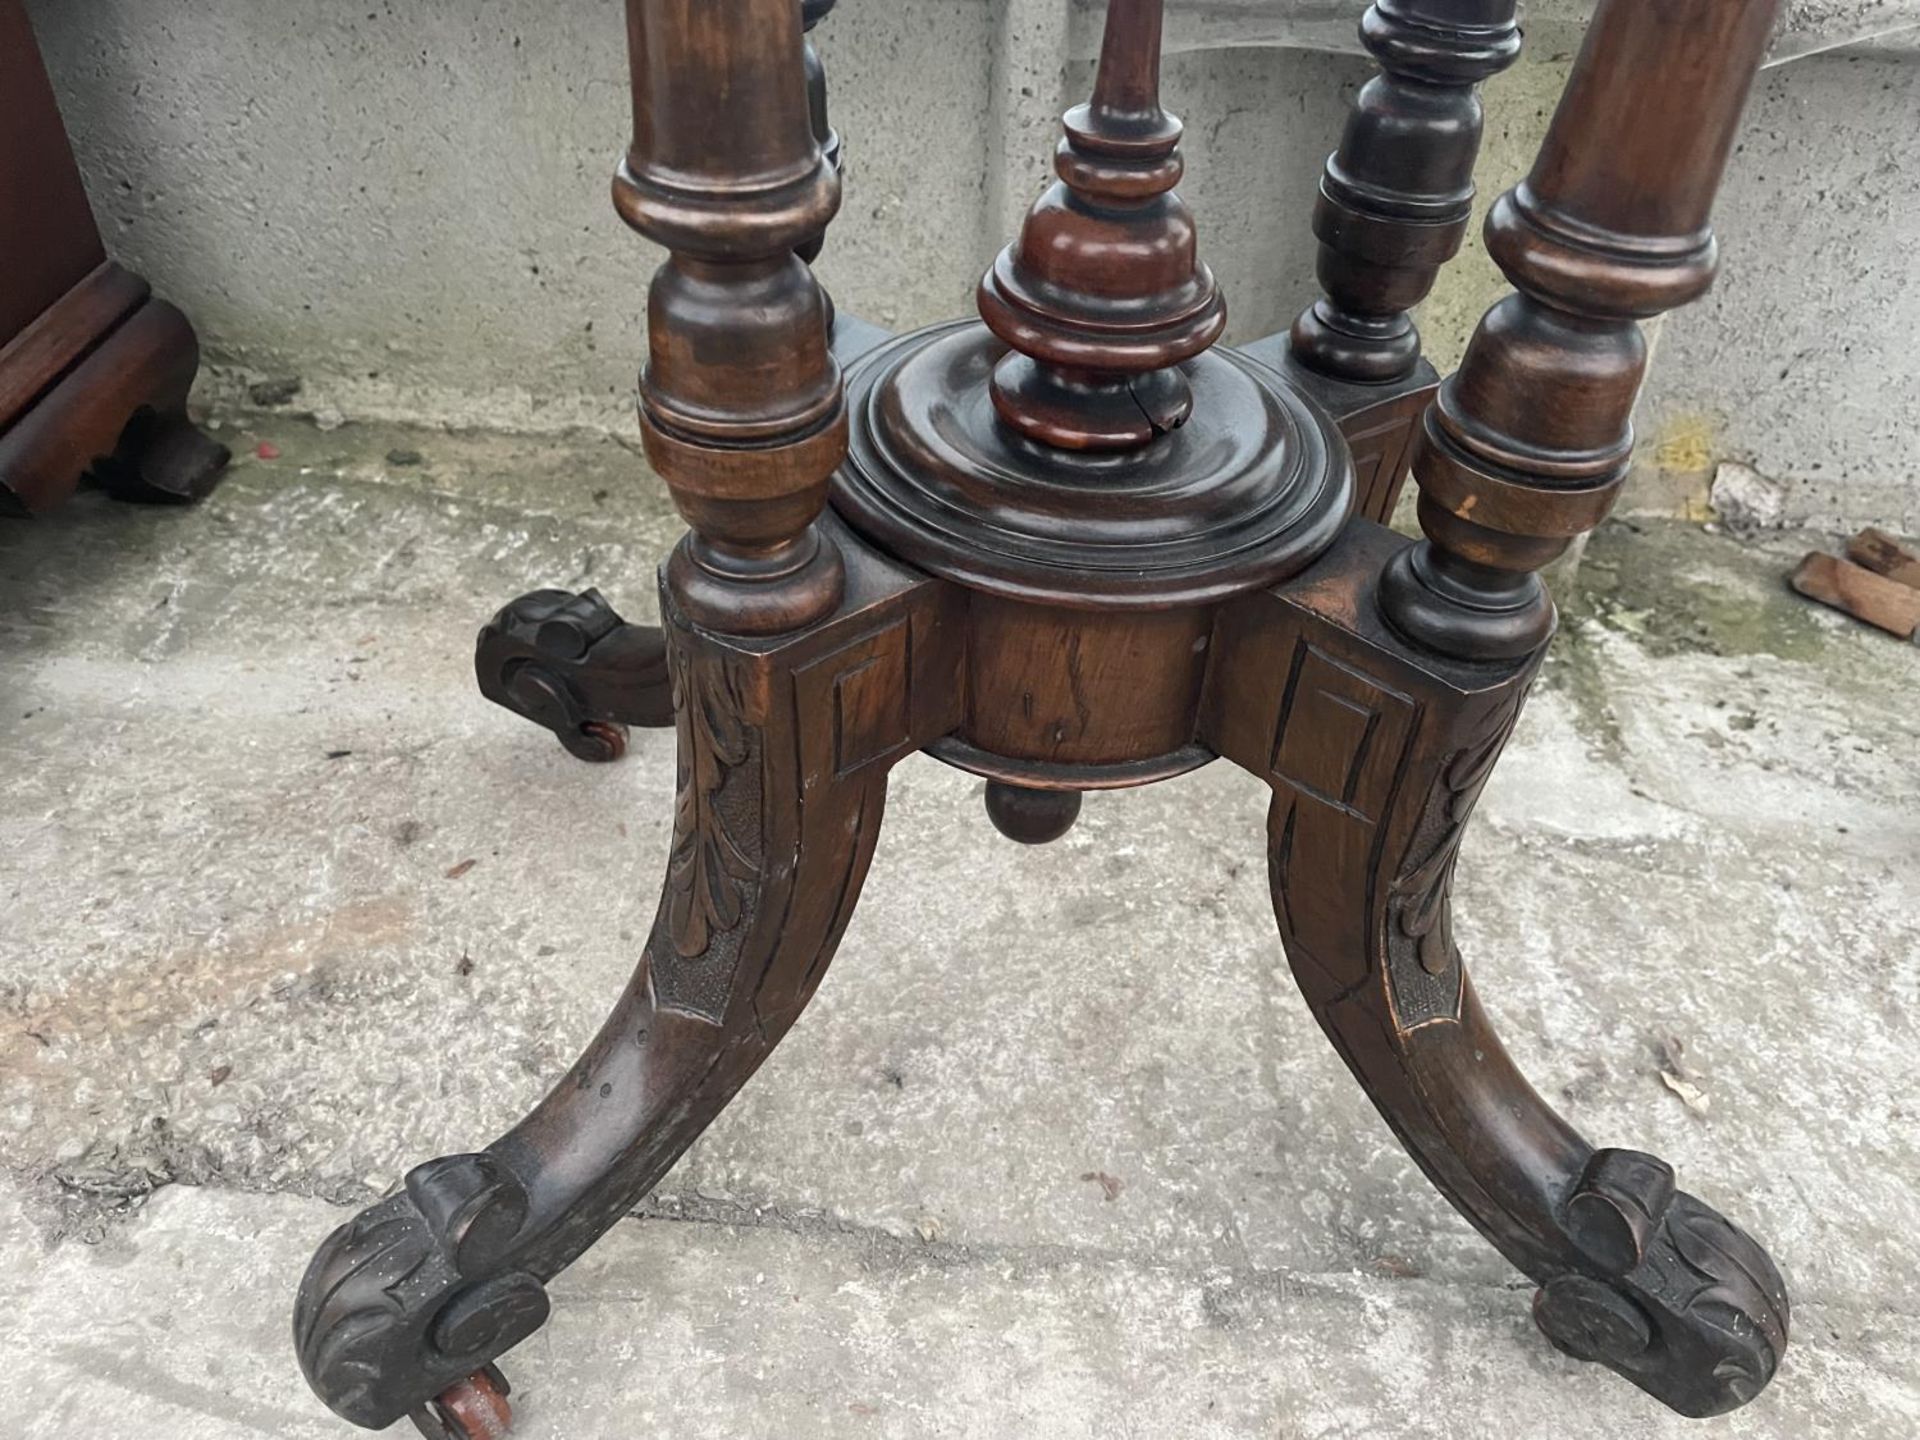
[1536,1151,1791,1417]
[1386,685,1529,1024]
[292,1153,548,1430]
[665,640,758,960]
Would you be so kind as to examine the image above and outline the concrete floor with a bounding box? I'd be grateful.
[1,413,1916,1438]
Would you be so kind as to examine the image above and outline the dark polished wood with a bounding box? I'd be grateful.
[1289,0,1521,384]
[1381,0,1783,659]
[1244,0,1520,525]
[1203,520,1788,1418]
[473,588,671,762]
[617,0,848,638]
[983,780,1083,845]
[0,0,227,517]
[978,0,1224,451]
[296,2,1793,1432]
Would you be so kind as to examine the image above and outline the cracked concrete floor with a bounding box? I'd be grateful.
[1,412,1916,1439]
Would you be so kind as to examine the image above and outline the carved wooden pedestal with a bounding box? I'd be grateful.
[0,0,228,517]
[297,2,1791,1433]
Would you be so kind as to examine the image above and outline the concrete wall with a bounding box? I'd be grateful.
[26,0,1920,530]
[1640,48,1920,534]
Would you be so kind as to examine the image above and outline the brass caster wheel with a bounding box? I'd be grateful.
[574,719,630,764]
[410,1364,513,1440]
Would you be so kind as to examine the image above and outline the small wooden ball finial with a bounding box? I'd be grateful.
[984,782,1083,845]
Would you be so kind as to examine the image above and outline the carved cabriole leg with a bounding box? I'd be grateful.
[295,541,961,1431]
[1202,522,1789,1418]
[1206,1,1794,1413]
[1243,0,1521,524]
[295,3,944,1432]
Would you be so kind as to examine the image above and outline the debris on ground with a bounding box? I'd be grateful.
[386,447,425,467]
[1791,533,1920,640]
[1080,1170,1125,1202]
[247,376,303,407]
[255,441,281,461]
[1656,1034,1712,1116]
[313,406,347,432]
[1846,526,1920,589]
[445,858,479,880]
[1709,460,1786,532]
[1659,1069,1713,1115]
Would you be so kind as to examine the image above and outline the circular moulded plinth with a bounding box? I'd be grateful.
[829,320,1354,611]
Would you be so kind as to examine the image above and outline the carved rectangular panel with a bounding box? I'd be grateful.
[1340,393,1428,526]
[1269,645,1415,819]
[1267,641,1418,993]
[795,615,913,781]
[1347,415,1417,524]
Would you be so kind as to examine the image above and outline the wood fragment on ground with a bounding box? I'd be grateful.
[1845,527,1920,591]
[1790,552,1920,639]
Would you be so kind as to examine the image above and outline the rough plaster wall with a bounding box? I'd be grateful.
[1075,0,1920,63]
[28,0,1002,433]
[1637,50,1920,534]
[26,0,1920,528]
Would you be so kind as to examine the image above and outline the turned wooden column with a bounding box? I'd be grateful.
[798,0,841,268]
[977,0,1226,451]
[1380,0,1783,658]
[1290,0,1521,383]
[615,0,846,635]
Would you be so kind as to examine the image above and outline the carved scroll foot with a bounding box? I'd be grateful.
[296,529,961,1429]
[1203,522,1789,1419]
[474,588,672,762]
[294,1154,547,1431]
[1534,1150,1789,1417]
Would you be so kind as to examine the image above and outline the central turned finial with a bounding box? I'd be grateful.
[977,0,1226,452]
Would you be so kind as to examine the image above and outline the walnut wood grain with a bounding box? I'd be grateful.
[617,0,847,636]
[295,2,1799,1430]
[295,527,963,1432]
[977,0,1225,451]
[1287,0,1521,384]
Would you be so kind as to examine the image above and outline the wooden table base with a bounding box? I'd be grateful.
[294,1,1791,1432]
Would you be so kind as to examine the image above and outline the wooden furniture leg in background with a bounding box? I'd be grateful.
[1211,0,1789,1417]
[1243,0,1521,524]
[292,5,959,1435]
[0,0,228,517]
